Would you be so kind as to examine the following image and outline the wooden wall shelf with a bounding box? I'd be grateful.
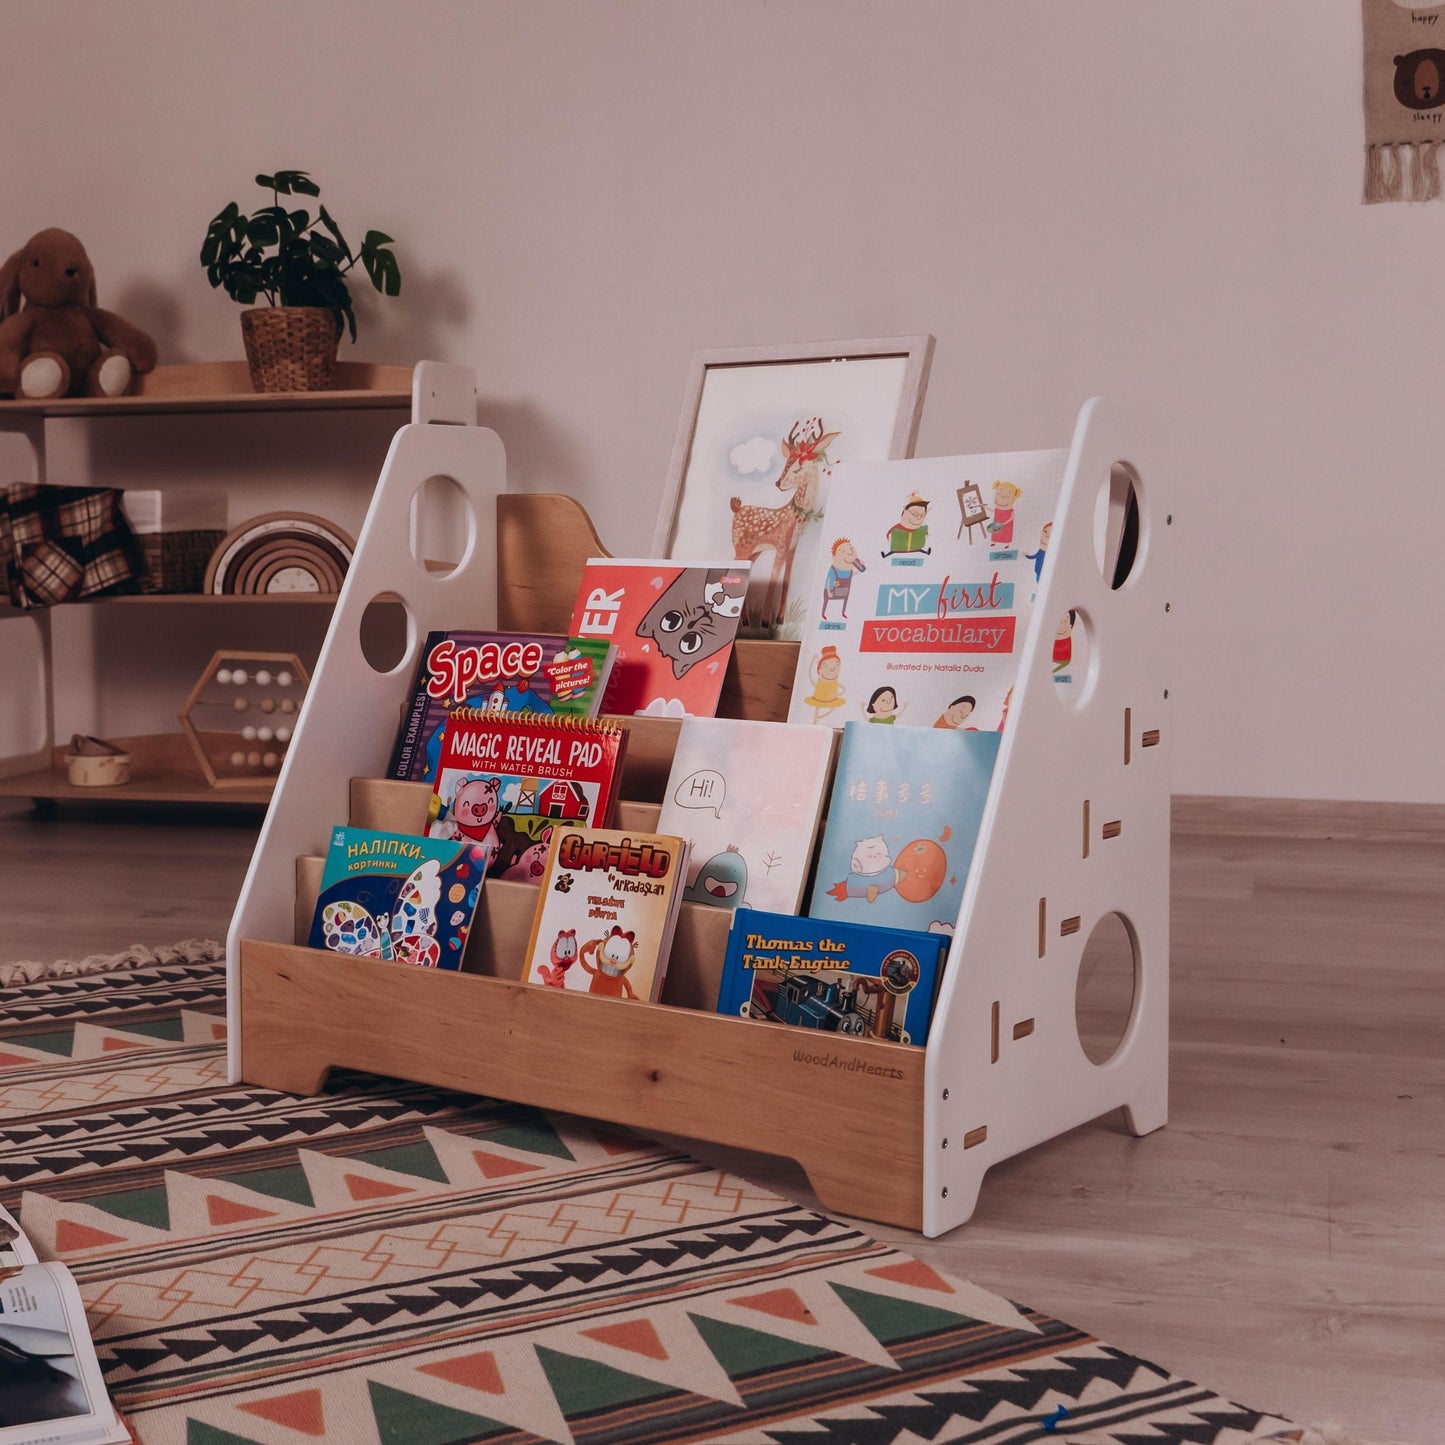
[0,733,272,805]
[0,361,414,417]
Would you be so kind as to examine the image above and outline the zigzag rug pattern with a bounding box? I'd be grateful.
[0,960,1303,1445]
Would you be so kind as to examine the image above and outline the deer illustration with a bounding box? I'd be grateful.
[729,417,839,630]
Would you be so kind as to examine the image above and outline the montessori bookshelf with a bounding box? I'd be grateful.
[227,399,1171,1237]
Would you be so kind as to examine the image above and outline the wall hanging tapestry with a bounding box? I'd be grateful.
[1363,0,1445,201]
[0,959,1306,1444]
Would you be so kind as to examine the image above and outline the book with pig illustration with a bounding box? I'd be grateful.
[427,711,628,882]
[388,630,616,784]
[786,449,1068,733]
[521,825,692,1002]
[807,722,1000,935]
[656,716,836,916]
[307,826,494,970]
[717,908,949,1046]
[567,558,751,718]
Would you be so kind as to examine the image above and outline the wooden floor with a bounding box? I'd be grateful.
[1,794,1441,1442]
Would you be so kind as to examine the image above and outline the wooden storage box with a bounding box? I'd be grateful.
[229,399,1172,1237]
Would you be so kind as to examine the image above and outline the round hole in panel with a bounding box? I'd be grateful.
[1075,911,1139,1065]
[359,594,413,675]
[409,474,476,581]
[1092,461,1144,590]
[1049,604,1097,711]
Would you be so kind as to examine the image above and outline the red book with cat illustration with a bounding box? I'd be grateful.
[427,711,628,882]
[567,558,750,718]
[521,825,691,1002]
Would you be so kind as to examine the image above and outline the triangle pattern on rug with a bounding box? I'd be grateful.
[535,1344,677,1418]
[216,1161,316,1210]
[832,1280,995,1351]
[828,1252,1036,1337]
[181,1009,230,1045]
[522,1309,744,1408]
[238,1387,327,1436]
[24,1190,173,1260]
[294,1147,448,1212]
[185,1420,267,1445]
[368,1381,509,1445]
[402,1342,573,1444]
[160,1167,308,1238]
[687,1271,901,1371]
[422,1123,570,1190]
[70,1021,175,1059]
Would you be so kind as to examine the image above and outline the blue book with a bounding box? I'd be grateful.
[807,722,1000,934]
[307,826,494,970]
[717,908,949,1046]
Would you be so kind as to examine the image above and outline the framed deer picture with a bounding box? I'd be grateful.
[654,336,934,641]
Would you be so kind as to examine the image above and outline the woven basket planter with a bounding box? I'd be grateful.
[240,307,342,392]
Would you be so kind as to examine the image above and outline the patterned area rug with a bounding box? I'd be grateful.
[0,960,1303,1445]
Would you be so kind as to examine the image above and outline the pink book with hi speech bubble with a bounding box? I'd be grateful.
[656,717,837,917]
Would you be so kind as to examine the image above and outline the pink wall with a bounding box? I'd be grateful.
[5,1,1441,801]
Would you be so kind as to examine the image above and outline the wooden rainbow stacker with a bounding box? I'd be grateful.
[228,391,1171,1237]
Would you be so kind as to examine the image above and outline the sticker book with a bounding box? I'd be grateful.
[522,825,692,1002]
[428,711,628,883]
[656,716,836,916]
[807,722,1001,935]
[388,630,615,784]
[786,450,1067,734]
[567,558,750,718]
[307,826,494,970]
[717,908,949,1046]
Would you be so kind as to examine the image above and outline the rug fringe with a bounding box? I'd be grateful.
[0,938,225,987]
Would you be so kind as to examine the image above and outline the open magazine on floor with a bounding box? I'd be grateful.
[0,1206,132,1445]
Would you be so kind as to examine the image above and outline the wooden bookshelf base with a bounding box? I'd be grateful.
[239,937,927,1230]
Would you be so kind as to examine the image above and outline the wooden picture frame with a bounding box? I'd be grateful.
[652,338,934,636]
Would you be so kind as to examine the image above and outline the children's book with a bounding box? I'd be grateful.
[522,825,691,1002]
[307,826,494,970]
[785,450,1068,733]
[428,711,628,882]
[656,716,835,916]
[0,1204,134,1444]
[567,558,750,718]
[388,630,615,784]
[717,908,949,1046]
[807,722,1000,935]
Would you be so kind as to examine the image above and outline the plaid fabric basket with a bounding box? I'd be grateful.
[0,484,145,609]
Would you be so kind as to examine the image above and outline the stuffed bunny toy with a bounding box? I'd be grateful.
[0,228,157,399]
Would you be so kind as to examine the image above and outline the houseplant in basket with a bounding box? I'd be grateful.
[200,170,400,392]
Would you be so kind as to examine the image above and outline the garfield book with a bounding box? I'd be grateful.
[522,825,691,1003]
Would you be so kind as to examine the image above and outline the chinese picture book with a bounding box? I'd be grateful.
[808,722,1001,935]
[656,716,835,916]
[567,558,750,718]
[522,825,692,1002]
[388,630,615,784]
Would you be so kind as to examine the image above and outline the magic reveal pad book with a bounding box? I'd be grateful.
[428,711,628,882]
[786,450,1067,733]
[308,826,493,970]
[807,722,1000,935]
[522,825,691,1002]
[567,558,750,718]
[389,630,615,784]
[718,908,949,1046]
[656,716,835,916]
